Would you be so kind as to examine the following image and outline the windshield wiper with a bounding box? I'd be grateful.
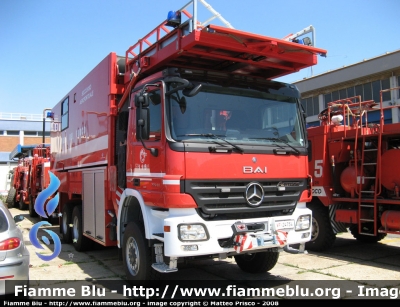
[179,133,244,153]
[252,137,300,155]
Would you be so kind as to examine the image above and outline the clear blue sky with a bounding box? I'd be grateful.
[1,0,399,115]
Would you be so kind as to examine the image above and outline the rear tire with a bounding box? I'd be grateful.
[61,203,74,243]
[305,201,336,251]
[234,249,279,273]
[122,222,159,281]
[71,205,93,251]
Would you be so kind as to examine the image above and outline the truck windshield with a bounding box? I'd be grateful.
[167,83,305,148]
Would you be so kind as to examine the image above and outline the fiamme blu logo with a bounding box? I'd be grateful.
[28,171,62,261]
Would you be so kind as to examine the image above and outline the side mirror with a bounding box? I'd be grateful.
[149,92,161,105]
[136,108,150,140]
[14,215,25,223]
[134,84,159,157]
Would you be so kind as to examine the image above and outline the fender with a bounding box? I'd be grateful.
[116,188,154,248]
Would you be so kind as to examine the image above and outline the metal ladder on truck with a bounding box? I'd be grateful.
[326,97,383,238]
[353,98,382,237]
[117,0,327,111]
[351,87,400,237]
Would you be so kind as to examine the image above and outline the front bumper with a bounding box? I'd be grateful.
[155,205,311,257]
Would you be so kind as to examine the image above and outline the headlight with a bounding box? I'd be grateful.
[178,224,208,241]
[295,215,311,231]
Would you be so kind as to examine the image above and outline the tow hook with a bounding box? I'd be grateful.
[284,243,308,254]
[220,235,240,248]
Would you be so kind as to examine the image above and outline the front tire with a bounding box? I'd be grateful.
[71,205,93,251]
[5,188,16,208]
[305,201,336,252]
[19,195,28,210]
[122,222,158,281]
[234,249,279,273]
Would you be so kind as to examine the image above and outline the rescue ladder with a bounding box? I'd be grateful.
[122,0,327,88]
[325,97,381,237]
[356,87,400,235]
[356,120,381,237]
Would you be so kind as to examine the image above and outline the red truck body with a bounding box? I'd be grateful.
[306,89,400,251]
[28,144,51,217]
[48,1,326,281]
[12,163,29,210]
[6,144,51,215]
[7,145,36,210]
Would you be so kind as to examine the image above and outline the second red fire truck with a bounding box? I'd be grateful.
[6,144,51,217]
[306,88,400,251]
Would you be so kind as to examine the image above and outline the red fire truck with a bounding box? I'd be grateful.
[6,144,51,215]
[7,144,37,210]
[5,167,18,208]
[48,1,326,280]
[27,144,51,218]
[306,87,400,251]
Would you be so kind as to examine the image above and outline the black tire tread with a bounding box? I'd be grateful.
[305,201,336,252]
[349,224,387,243]
[19,195,28,210]
[122,222,160,281]
[234,250,279,273]
[5,188,16,208]
[71,205,93,252]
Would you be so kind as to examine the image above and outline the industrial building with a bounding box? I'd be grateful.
[296,49,400,126]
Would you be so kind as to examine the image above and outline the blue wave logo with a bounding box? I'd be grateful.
[34,172,60,218]
[29,221,62,261]
[29,171,62,261]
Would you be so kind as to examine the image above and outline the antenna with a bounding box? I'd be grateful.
[173,0,234,32]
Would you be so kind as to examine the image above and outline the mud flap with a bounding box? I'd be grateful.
[107,215,118,241]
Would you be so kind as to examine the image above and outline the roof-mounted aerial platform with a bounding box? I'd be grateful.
[124,0,327,83]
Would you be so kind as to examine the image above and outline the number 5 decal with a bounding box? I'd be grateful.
[314,159,323,178]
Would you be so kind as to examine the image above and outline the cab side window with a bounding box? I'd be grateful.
[148,90,161,141]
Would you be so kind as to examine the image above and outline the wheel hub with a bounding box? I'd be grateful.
[73,216,79,240]
[126,237,140,276]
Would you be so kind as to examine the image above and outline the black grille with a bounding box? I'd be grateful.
[184,179,307,220]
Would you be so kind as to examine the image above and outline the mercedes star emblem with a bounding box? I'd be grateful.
[245,182,264,207]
